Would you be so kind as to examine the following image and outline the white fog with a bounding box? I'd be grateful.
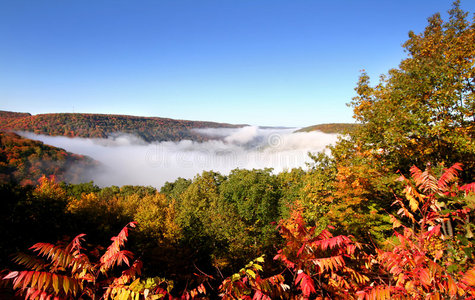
[20,126,339,188]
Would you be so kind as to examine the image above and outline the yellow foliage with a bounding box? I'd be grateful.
[34,175,66,200]
[133,193,181,243]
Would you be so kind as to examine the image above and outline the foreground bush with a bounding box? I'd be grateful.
[4,163,473,299]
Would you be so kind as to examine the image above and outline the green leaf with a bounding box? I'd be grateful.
[464,247,474,258]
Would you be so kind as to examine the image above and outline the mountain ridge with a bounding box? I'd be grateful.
[295,123,358,134]
[0,111,244,142]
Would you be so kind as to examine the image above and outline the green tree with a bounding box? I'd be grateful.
[175,171,229,269]
[276,167,306,218]
[220,168,281,231]
[219,169,283,263]
[160,177,192,201]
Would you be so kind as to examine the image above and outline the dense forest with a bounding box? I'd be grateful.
[1,2,475,299]
[0,112,242,142]
[0,131,96,185]
[0,111,32,128]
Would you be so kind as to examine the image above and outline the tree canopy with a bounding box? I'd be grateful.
[349,0,474,176]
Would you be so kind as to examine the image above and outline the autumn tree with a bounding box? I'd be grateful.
[349,0,475,178]
[300,146,396,246]
[304,1,475,244]
[358,163,475,299]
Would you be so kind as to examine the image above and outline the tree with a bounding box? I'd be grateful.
[175,171,231,271]
[219,169,282,252]
[349,0,475,178]
[300,148,395,245]
[160,177,192,201]
[358,163,475,299]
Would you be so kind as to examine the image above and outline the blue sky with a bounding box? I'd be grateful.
[1,0,473,127]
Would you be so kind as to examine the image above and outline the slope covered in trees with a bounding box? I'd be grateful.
[0,131,96,185]
[0,111,31,128]
[0,111,243,142]
[295,123,358,134]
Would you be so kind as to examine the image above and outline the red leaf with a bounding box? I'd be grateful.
[23,271,34,289]
[438,163,462,190]
[462,268,475,286]
[295,271,316,297]
[460,182,475,194]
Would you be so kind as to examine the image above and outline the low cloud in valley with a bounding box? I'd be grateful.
[20,127,339,188]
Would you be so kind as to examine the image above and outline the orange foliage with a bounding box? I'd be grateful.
[274,209,370,299]
[358,163,475,299]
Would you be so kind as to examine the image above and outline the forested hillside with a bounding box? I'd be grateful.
[0,111,31,128]
[295,123,358,134]
[1,2,475,299]
[0,112,242,142]
[0,131,96,185]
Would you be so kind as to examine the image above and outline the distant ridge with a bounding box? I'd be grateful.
[0,110,32,128]
[295,123,358,134]
[0,111,243,142]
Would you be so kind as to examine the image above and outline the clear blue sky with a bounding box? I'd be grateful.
[1,0,473,127]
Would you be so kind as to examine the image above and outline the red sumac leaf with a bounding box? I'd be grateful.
[295,271,316,297]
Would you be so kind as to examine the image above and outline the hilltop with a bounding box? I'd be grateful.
[0,111,243,142]
[295,123,358,134]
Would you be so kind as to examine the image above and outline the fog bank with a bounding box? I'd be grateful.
[20,127,339,188]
